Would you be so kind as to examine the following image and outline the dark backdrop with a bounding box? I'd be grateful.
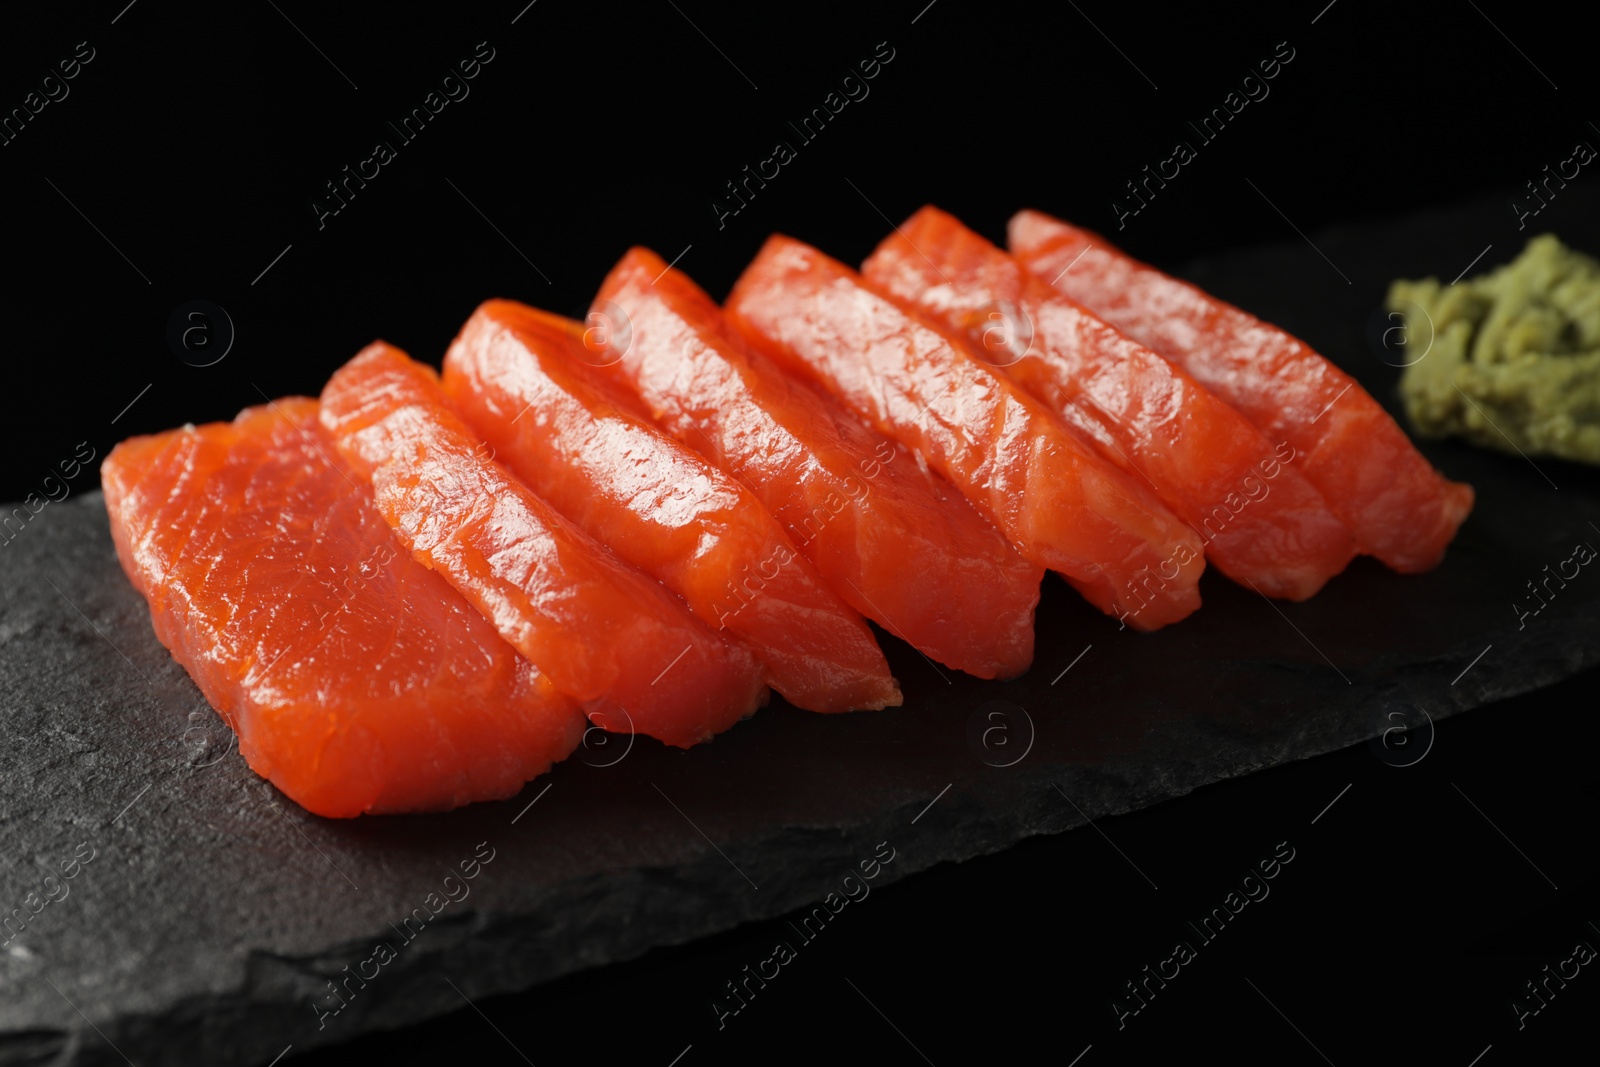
[4,0,1596,503]
[3,1,1596,1063]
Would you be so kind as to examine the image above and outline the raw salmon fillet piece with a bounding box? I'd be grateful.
[442,300,901,714]
[100,398,586,819]
[866,206,1358,601]
[592,247,1042,679]
[320,342,768,748]
[1008,209,1474,573]
[725,235,1206,631]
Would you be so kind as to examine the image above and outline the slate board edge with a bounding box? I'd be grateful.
[19,623,1590,1067]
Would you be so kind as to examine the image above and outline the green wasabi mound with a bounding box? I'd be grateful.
[1388,234,1600,465]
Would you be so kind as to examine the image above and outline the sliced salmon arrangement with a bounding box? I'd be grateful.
[592,247,1042,679]
[441,299,901,714]
[1008,209,1474,573]
[100,399,586,818]
[865,206,1358,600]
[100,204,1475,817]
[725,235,1207,631]
[320,342,769,748]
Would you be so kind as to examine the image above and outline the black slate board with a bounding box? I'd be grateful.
[4,189,1599,1066]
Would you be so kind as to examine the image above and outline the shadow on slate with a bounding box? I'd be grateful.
[3,186,1600,1066]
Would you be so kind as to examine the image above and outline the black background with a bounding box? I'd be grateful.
[4,0,1597,1062]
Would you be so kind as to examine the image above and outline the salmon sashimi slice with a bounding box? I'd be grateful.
[725,235,1206,631]
[320,342,768,748]
[441,299,901,714]
[592,247,1042,679]
[100,398,586,818]
[865,206,1359,601]
[1008,209,1474,573]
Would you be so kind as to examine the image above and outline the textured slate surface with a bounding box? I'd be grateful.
[3,188,1599,1066]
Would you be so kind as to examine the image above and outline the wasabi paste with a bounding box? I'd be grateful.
[1388,234,1600,465]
